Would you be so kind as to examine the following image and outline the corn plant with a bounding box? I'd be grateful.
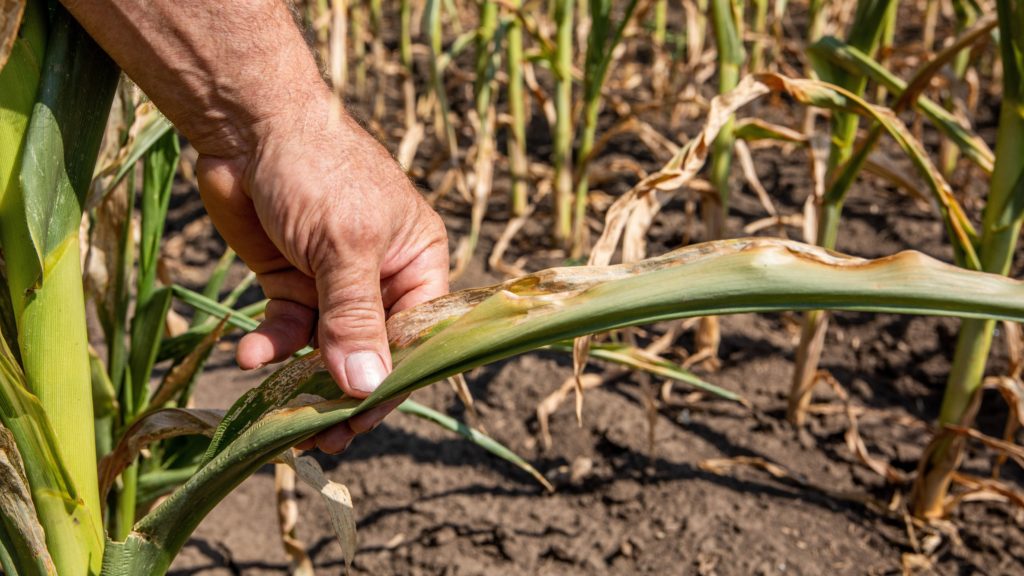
[506,0,529,216]
[571,0,640,255]
[913,0,1024,518]
[787,0,898,425]
[551,0,574,244]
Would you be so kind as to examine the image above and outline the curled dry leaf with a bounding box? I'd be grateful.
[282,451,357,573]
[0,425,56,575]
[98,408,224,502]
[537,373,603,451]
[0,0,24,71]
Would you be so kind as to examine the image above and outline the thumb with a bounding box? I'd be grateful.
[315,260,392,399]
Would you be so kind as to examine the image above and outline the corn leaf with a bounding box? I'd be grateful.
[126,287,172,415]
[96,114,174,207]
[280,451,357,573]
[98,408,223,504]
[548,342,745,404]
[397,399,554,491]
[810,36,996,173]
[103,237,1024,575]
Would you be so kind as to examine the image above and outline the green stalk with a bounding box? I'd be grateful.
[788,0,895,424]
[351,1,367,97]
[1,6,118,567]
[915,0,1024,517]
[654,0,667,48]
[552,0,574,244]
[466,0,499,256]
[707,0,744,239]
[507,0,529,216]
[425,0,460,163]
[400,0,413,69]
[115,131,178,539]
[874,0,898,101]
[941,0,982,175]
[572,0,640,256]
[750,0,769,71]
[808,0,827,44]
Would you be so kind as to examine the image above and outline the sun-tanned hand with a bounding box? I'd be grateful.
[62,0,449,453]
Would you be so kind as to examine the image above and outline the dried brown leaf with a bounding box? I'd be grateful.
[537,374,603,451]
[699,456,789,479]
[98,408,224,502]
[0,425,55,574]
[283,451,357,573]
[0,0,24,71]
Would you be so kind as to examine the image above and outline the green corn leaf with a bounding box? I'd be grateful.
[105,237,1024,575]
[397,399,554,491]
[97,114,174,206]
[192,249,237,325]
[170,284,260,333]
[810,35,996,173]
[137,130,178,305]
[158,299,265,363]
[127,287,172,416]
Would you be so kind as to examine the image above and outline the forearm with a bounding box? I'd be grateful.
[61,0,328,158]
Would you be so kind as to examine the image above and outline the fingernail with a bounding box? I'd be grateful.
[345,351,387,394]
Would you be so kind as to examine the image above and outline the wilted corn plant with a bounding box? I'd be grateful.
[788,0,899,424]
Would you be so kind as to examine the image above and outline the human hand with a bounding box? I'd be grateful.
[197,95,449,453]
[61,0,448,453]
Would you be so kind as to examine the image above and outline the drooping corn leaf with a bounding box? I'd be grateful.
[589,74,980,272]
[810,36,995,173]
[280,450,357,573]
[126,287,172,415]
[98,408,223,503]
[104,237,1024,575]
[0,424,55,576]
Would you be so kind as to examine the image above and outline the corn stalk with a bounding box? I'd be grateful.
[787,0,897,425]
[913,0,1024,519]
[1,4,118,572]
[506,0,529,216]
[571,0,640,256]
[552,0,574,244]
[697,0,745,366]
